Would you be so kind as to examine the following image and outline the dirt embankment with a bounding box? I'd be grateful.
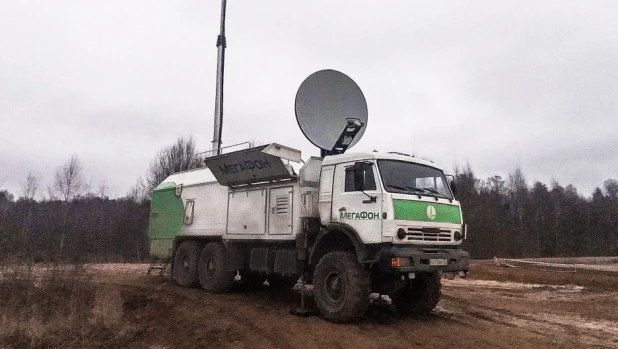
[80,262,618,349]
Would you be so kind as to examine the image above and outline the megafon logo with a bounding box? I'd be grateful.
[426,205,436,220]
[340,211,380,220]
[218,159,272,174]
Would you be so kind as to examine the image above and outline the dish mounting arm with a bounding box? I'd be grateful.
[322,118,365,156]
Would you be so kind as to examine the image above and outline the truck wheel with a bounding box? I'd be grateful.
[198,242,236,293]
[173,241,201,287]
[391,272,442,315]
[313,251,370,323]
[266,275,298,290]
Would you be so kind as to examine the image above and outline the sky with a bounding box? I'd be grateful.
[1,0,617,199]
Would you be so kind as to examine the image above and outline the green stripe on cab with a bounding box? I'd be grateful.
[393,199,461,224]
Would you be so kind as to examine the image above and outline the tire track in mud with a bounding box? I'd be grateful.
[120,280,296,349]
[440,282,618,348]
[117,278,475,349]
[89,264,618,349]
[133,279,551,349]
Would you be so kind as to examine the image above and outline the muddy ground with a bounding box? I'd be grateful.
[89,261,618,349]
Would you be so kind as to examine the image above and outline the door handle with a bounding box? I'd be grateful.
[362,196,377,204]
[338,207,346,212]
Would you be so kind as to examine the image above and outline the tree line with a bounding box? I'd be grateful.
[455,165,618,259]
[0,136,616,262]
[0,156,149,262]
[0,137,198,262]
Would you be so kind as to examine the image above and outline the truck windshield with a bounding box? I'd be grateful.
[377,160,452,199]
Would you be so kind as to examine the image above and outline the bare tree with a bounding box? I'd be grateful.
[83,177,94,198]
[507,167,530,256]
[51,155,83,202]
[146,136,200,192]
[98,180,108,198]
[507,167,528,197]
[18,173,40,255]
[126,177,148,203]
[49,155,83,260]
[21,172,40,200]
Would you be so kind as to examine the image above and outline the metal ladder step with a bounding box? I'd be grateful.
[147,256,170,276]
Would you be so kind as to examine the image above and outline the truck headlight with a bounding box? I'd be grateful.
[454,231,462,241]
[396,228,406,240]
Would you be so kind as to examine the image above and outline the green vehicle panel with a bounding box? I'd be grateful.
[149,182,184,257]
[393,199,461,224]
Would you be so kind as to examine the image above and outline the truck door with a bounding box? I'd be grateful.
[227,189,267,235]
[318,165,334,223]
[331,161,382,244]
[268,186,293,235]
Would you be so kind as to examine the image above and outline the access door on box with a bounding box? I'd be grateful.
[227,189,267,235]
[268,186,293,235]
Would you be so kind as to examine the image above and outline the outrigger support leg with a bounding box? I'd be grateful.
[289,275,316,318]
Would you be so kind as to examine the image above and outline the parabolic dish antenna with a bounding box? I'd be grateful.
[295,69,368,155]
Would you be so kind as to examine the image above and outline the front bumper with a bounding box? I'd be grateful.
[379,245,469,273]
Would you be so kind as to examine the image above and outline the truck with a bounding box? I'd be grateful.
[148,141,470,323]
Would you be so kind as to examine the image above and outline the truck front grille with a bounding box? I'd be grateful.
[406,228,451,242]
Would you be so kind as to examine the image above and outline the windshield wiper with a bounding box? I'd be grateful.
[422,187,451,201]
[406,186,437,199]
[385,184,422,198]
[385,184,408,192]
[386,184,424,199]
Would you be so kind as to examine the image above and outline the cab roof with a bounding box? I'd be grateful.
[321,152,444,170]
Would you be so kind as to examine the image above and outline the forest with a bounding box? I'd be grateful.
[455,165,618,259]
[1,137,616,262]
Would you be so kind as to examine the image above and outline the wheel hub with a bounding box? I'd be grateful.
[205,258,216,277]
[181,255,190,270]
[325,271,344,302]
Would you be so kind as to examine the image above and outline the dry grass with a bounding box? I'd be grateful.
[0,260,130,349]
[92,285,124,327]
[2,260,617,348]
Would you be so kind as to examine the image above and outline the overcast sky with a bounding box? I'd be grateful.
[1,0,617,199]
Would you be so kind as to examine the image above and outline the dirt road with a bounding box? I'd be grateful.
[89,262,618,349]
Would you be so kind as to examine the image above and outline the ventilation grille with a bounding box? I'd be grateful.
[406,228,451,242]
[275,196,289,214]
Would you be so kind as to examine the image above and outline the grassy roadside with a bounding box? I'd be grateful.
[0,260,139,349]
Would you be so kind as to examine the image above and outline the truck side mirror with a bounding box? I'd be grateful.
[445,174,458,197]
[449,179,459,197]
[353,162,366,191]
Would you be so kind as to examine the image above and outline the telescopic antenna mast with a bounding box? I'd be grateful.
[211,0,227,155]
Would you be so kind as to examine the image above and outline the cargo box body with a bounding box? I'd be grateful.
[148,147,320,258]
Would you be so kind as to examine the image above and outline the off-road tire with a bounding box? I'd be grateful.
[266,275,298,290]
[313,251,370,323]
[173,241,202,287]
[198,242,236,293]
[391,272,442,315]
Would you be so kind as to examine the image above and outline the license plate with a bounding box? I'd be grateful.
[429,258,448,266]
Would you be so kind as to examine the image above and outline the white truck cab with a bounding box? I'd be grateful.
[313,151,469,276]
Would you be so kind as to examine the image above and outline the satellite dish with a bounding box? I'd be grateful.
[295,69,368,155]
